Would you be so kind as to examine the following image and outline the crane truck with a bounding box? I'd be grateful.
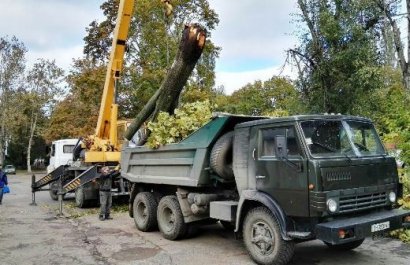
[31,0,135,207]
[121,113,410,265]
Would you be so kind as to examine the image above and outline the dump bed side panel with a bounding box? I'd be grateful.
[121,146,209,186]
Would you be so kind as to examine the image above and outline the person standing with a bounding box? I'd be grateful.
[99,166,113,220]
[0,167,8,205]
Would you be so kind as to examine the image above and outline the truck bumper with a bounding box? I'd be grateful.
[315,208,410,244]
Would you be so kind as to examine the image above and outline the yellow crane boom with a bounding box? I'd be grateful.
[85,0,135,163]
[96,0,134,141]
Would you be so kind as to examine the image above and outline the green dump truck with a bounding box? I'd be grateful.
[121,113,410,265]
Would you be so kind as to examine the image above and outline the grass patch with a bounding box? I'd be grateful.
[64,201,99,218]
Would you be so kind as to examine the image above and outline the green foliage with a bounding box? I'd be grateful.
[44,58,105,142]
[398,171,410,209]
[0,36,27,165]
[367,67,410,167]
[391,169,410,243]
[262,109,290,117]
[146,100,213,148]
[295,0,384,113]
[216,76,304,116]
[390,229,410,243]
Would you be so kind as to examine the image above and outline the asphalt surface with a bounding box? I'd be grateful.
[0,173,409,265]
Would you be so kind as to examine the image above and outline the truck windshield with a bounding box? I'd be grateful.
[300,120,385,158]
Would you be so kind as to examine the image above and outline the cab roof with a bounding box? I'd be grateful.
[235,114,372,129]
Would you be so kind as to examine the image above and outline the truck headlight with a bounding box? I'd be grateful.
[327,198,338,213]
[388,191,396,203]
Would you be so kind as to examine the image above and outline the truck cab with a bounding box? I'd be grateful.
[235,115,404,237]
[47,139,78,173]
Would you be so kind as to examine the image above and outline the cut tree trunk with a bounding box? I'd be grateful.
[125,24,206,141]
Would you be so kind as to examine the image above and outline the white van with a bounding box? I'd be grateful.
[47,139,78,173]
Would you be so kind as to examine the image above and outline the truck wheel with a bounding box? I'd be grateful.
[243,207,294,265]
[324,239,365,250]
[49,182,59,201]
[75,186,89,208]
[210,131,234,180]
[157,195,187,240]
[133,192,158,232]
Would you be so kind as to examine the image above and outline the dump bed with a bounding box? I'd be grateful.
[121,114,264,187]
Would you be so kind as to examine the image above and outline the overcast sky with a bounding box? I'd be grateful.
[0,0,300,94]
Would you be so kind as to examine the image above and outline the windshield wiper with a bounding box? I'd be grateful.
[342,152,353,162]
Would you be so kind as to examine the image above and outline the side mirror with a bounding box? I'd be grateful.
[275,135,288,159]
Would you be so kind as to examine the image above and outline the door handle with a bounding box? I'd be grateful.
[252,148,256,160]
[256,175,266,179]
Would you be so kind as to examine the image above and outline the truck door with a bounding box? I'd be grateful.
[253,125,309,217]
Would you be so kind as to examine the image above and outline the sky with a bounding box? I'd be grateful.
[0,0,299,94]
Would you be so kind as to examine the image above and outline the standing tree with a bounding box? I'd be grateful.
[292,0,384,114]
[0,36,27,166]
[24,59,64,172]
[43,59,106,141]
[374,0,410,91]
[217,77,304,116]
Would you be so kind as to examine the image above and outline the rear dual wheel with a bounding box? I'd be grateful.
[133,192,158,232]
[157,195,187,240]
[133,193,193,241]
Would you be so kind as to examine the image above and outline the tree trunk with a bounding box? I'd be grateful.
[0,77,7,166]
[377,0,410,90]
[27,112,38,173]
[125,24,206,140]
[0,115,5,166]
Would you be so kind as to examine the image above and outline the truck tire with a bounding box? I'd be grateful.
[157,195,187,240]
[243,207,294,265]
[75,186,90,208]
[210,131,234,180]
[324,239,365,250]
[49,182,59,201]
[133,192,158,232]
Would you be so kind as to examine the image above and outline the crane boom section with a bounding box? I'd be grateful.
[95,0,134,142]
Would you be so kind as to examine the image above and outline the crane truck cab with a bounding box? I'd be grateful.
[47,139,78,174]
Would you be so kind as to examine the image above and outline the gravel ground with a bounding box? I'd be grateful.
[0,173,409,265]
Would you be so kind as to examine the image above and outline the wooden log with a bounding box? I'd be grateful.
[125,24,206,140]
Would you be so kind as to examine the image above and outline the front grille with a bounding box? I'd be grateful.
[339,192,387,213]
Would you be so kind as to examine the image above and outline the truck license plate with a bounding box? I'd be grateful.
[371,221,390,232]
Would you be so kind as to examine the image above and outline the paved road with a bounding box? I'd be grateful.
[0,173,409,265]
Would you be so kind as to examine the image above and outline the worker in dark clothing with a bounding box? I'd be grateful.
[99,166,113,220]
[0,168,8,205]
